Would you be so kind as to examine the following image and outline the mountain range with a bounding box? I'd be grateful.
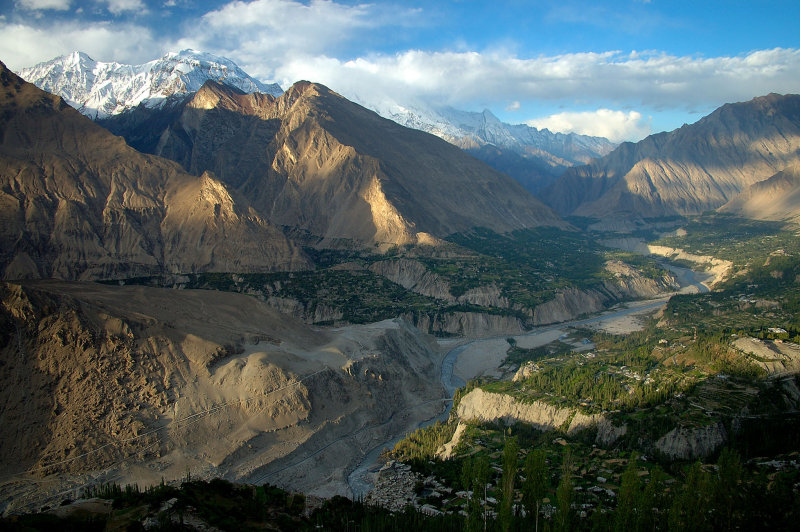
[0,61,307,280]
[0,59,562,280]
[541,93,800,219]
[19,50,283,119]
[4,47,800,517]
[19,50,615,193]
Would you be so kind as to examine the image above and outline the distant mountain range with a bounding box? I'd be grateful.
[18,50,615,192]
[13,51,800,230]
[19,50,283,119]
[541,93,800,220]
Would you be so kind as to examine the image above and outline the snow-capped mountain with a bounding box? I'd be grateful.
[347,91,615,180]
[19,49,614,191]
[19,50,283,119]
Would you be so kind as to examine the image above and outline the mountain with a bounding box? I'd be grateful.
[355,97,616,192]
[0,60,307,280]
[99,79,566,246]
[720,161,800,223]
[18,49,283,119]
[540,93,800,218]
[19,51,613,193]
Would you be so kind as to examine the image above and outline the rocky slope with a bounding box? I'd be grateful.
[0,281,444,513]
[540,93,800,218]
[720,161,800,223]
[19,50,282,119]
[0,61,308,281]
[100,79,565,247]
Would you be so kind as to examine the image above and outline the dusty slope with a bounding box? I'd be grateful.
[0,61,308,281]
[720,161,800,223]
[0,281,444,512]
[102,80,565,247]
[540,93,800,218]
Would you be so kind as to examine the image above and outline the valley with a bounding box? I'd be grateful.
[1,42,800,531]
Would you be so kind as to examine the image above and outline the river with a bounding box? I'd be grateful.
[347,263,709,498]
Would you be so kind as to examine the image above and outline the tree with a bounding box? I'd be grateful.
[523,449,548,532]
[467,455,490,532]
[499,436,519,532]
[614,453,641,532]
[668,461,710,532]
[554,447,574,532]
[713,448,742,531]
[636,465,668,532]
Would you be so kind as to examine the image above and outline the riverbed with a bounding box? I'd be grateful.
[347,264,709,498]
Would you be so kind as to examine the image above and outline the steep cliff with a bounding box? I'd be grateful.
[454,388,602,434]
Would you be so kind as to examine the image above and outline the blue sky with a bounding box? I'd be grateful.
[1,0,799,141]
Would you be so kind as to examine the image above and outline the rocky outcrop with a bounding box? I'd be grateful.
[459,283,510,308]
[532,288,608,325]
[455,388,603,434]
[655,422,728,461]
[369,259,453,301]
[601,239,732,289]
[531,265,678,326]
[364,461,421,512]
[412,311,526,338]
[595,419,628,447]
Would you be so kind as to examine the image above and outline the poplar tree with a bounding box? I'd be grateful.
[523,449,548,532]
[554,447,574,532]
[499,436,519,532]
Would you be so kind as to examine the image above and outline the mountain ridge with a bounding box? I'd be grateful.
[19,50,615,193]
[101,78,566,247]
[540,93,800,218]
[0,60,308,280]
[18,50,283,119]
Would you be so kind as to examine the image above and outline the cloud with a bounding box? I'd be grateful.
[527,109,652,143]
[0,21,163,71]
[174,0,421,81]
[506,101,521,111]
[100,0,147,15]
[16,0,71,10]
[268,48,800,115]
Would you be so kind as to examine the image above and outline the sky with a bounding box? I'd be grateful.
[1,0,799,142]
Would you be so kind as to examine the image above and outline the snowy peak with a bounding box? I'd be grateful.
[19,49,283,119]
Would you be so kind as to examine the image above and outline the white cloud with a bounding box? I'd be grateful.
[527,109,652,143]
[0,21,163,71]
[266,48,800,118]
[506,101,520,111]
[100,0,147,15]
[16,0,71,10]
[174,0,422,81]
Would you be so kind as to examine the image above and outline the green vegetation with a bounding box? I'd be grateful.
[380,214,800,530]
[104,225,673,329]
[654,212,800,271]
